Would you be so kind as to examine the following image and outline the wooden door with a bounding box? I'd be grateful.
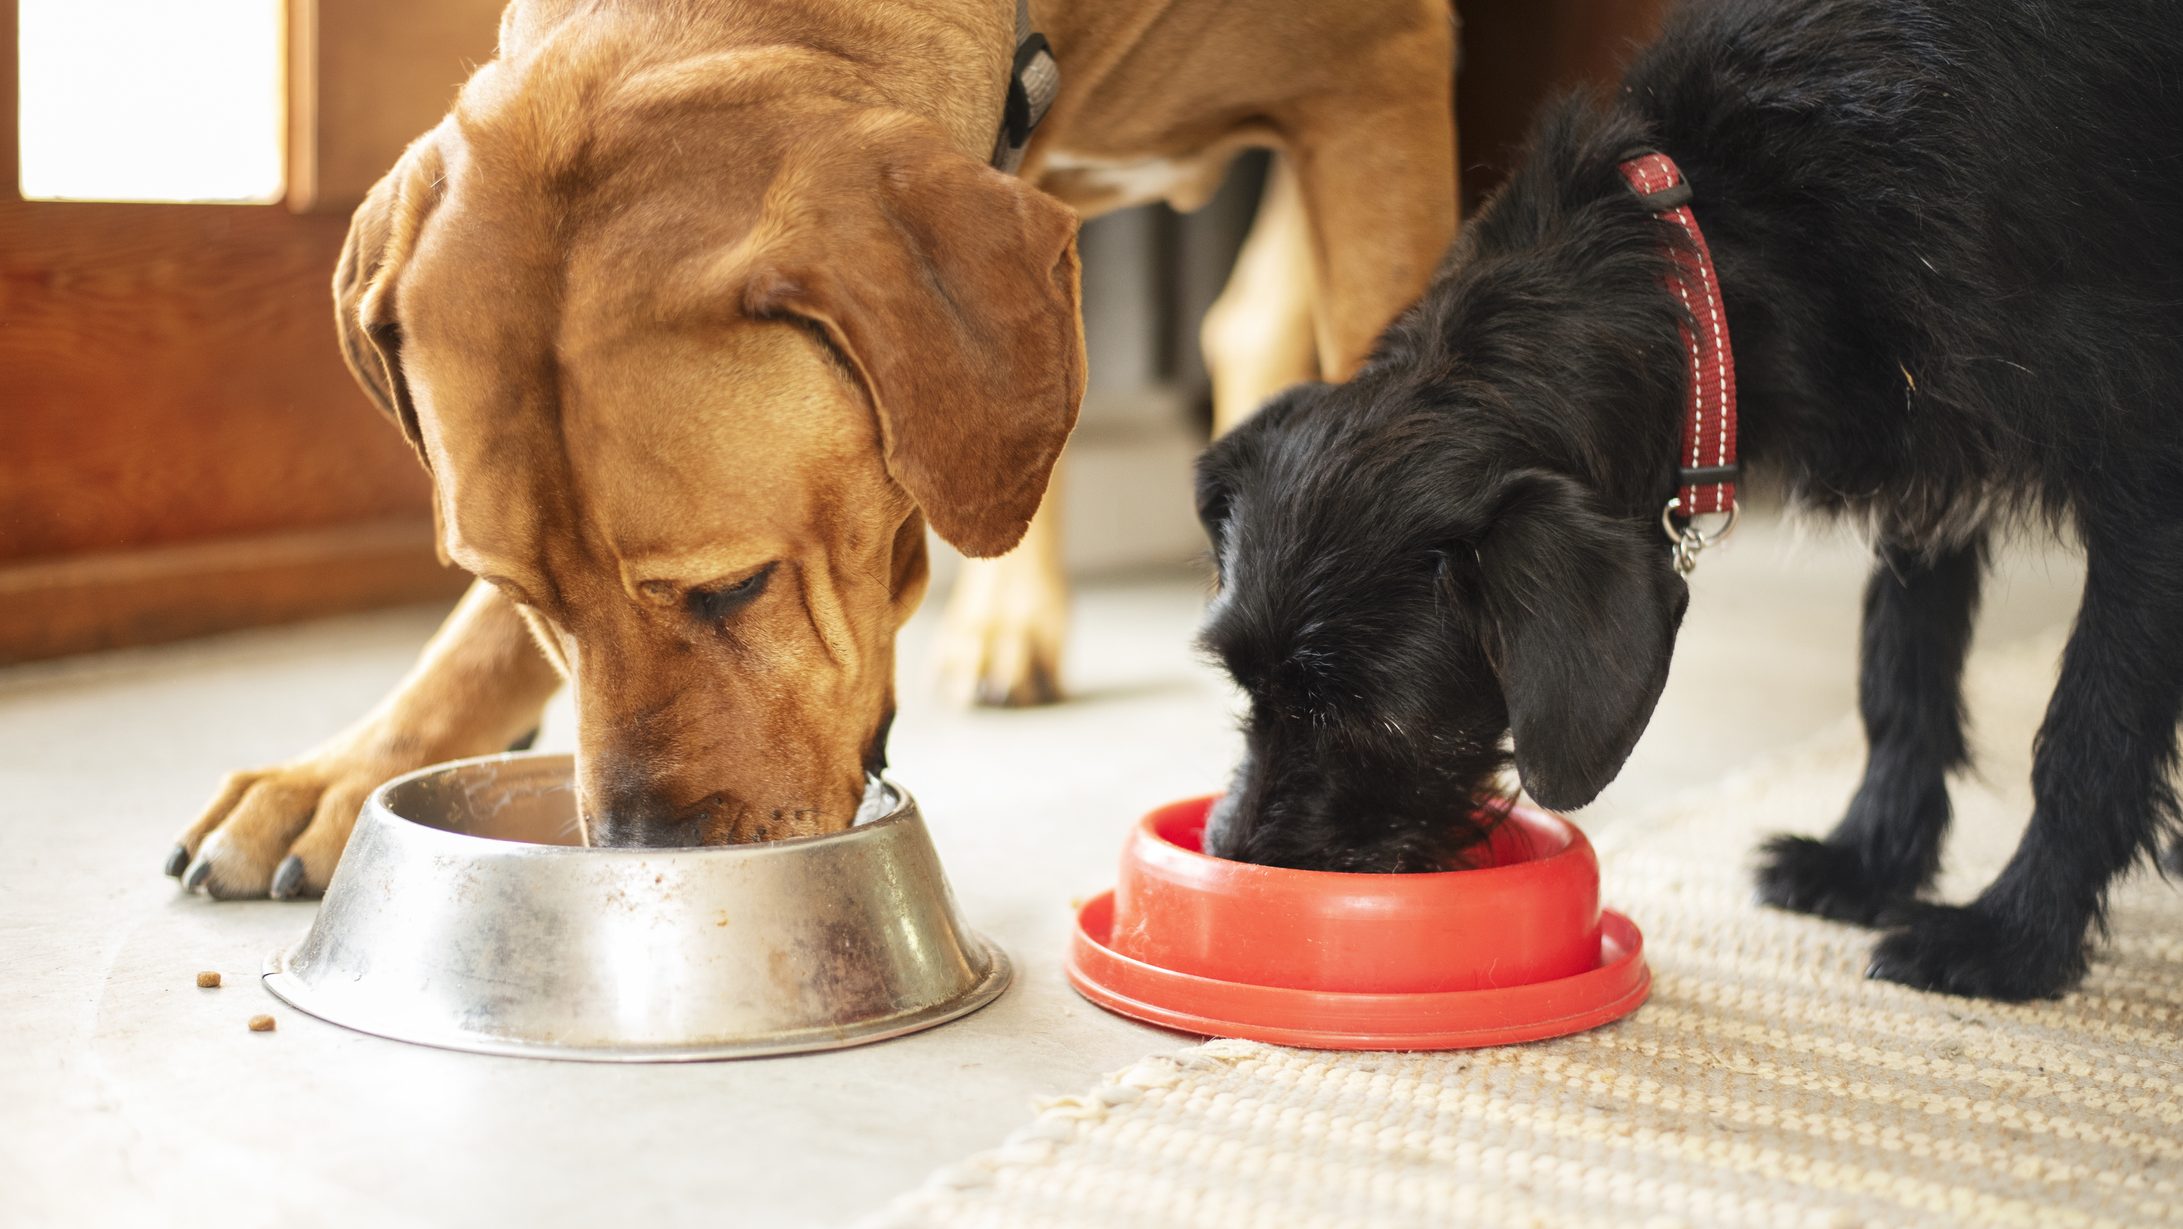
[0,0,500,663]
[1456,0,1671,208]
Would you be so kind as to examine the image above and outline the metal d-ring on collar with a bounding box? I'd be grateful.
[990,0,1059,174]
[1661,497,1740,575]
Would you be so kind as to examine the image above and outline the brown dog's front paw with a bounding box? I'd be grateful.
[168,739,441,900]
[931,555,1068,708]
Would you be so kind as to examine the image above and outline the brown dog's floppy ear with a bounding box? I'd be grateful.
[1478,472,1689,810]
[734,114,1085,557]
[332,130,447,463]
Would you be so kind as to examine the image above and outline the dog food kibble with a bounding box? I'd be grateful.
[196,971,222,988]
[247,1014,276,1032]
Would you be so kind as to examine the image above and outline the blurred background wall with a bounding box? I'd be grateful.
[0,0,1666,664]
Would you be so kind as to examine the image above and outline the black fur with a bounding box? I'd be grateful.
[1195,0,2183,999]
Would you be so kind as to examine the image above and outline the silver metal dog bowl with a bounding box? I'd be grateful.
[263,752,1009,1061]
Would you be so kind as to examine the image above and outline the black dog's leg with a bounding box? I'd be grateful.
[1757,538,1984,925]
[1868,523,2183,999]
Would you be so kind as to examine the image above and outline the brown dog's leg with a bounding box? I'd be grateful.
[933,470,1069,707]
[168,579,563,898]
[1290,53,1459,376]
[1203,157,1320,435]
[936,15,1455,709]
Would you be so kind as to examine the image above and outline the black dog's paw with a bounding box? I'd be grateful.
[1753,834,1916,927]
[1866,903,2087,1001]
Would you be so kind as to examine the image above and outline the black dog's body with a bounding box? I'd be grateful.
[1197,0,2183,999]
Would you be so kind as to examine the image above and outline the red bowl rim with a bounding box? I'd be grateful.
[1130,795,1594,893]
[1067,892,1651,1049]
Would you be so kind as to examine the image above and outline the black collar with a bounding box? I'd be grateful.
[991,0,1058,172]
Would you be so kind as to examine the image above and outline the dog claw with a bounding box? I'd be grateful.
[162,844,190,878]
[269,856,307,900]
[182,858,213,892]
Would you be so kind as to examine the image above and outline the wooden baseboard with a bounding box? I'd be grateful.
[0,518,470,664]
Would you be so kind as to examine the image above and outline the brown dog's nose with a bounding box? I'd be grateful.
[583,778,714,848]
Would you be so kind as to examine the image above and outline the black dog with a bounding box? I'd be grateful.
[1194,0,2183,1000]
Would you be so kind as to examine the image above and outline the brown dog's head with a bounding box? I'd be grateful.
[334,43,1083,845]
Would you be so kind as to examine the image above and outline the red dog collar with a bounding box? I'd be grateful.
[1618,151,1739,572]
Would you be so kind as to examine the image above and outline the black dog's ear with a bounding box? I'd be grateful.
[1477,471,1688,810]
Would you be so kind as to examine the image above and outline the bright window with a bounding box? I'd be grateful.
[17,0,285,203]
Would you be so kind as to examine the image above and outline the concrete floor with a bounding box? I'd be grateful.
[0,514,2083,1229]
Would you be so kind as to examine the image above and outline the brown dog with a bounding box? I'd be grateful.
[167,0,1456,897]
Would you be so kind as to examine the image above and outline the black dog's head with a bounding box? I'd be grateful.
[1194,377,1689,872]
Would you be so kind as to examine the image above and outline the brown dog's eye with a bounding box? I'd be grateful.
[688,564,776,624]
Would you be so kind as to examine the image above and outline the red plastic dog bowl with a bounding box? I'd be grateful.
[1066,796,1650,1049]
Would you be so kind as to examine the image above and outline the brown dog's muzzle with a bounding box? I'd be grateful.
[563,599,880,849]
[574,724,869,849]
[582,769,732,848]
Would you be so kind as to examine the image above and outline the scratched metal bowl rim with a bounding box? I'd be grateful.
[262,751,1011,1062]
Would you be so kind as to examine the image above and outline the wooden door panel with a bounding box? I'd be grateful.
[2,200,429,558]
[0,0,474,663]
[1456,0,1670,208]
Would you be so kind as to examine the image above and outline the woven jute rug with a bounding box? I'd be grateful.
[872,631,2181,1229]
